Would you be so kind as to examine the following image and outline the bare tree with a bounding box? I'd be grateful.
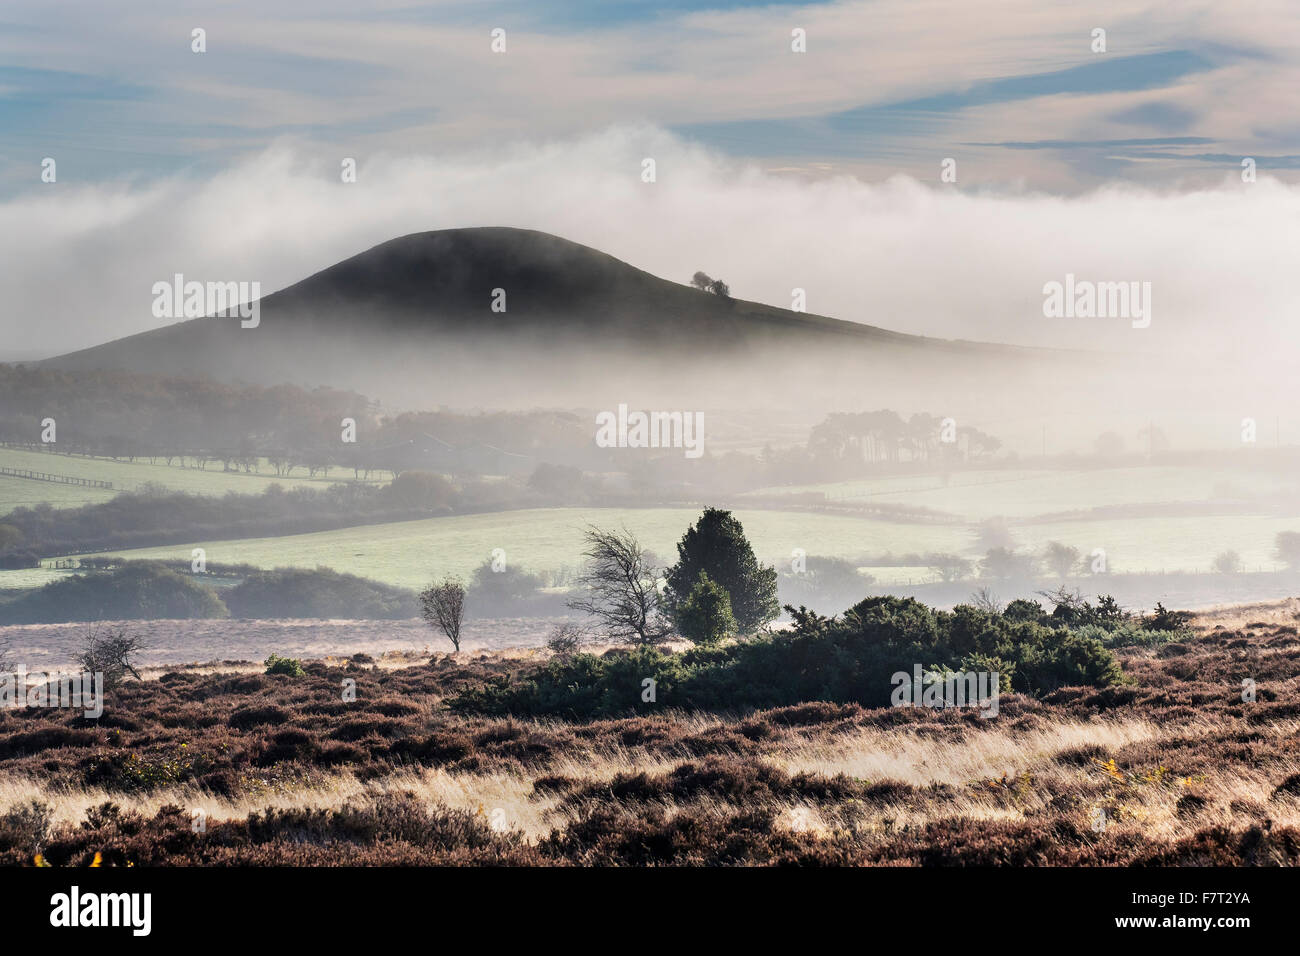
[75,625,143,690]
[569,526,670,644]
[968,587,1003,615]
[545,621,588,659]
[420,578,466,653]
[1036,585,1085,609]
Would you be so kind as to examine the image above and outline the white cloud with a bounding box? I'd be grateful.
[2,126,1293,367]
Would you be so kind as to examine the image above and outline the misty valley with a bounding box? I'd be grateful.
[3,1,1298,906]
[0,233,1293,914]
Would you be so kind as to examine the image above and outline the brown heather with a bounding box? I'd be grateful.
[2,606,1300,865]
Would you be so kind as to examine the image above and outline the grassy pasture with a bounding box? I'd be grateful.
[0,567,77,591]
[60,506,1300,591]
[0,447,376,511]
[68,508,958,590]
[0,475,116,510]
[744,465,1293,520]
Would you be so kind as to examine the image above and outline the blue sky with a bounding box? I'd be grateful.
[2,0,1297,195]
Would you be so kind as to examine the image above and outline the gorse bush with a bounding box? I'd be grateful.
[451,646,691,720]
[85,752,199,792]
[1073,622,1174,650]
[1145,602,1195,633]
[1028,589,1189,646]
[264,653,306,677]
[449,596,1126,719]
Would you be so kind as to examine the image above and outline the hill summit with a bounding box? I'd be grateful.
[46,227,1059,409]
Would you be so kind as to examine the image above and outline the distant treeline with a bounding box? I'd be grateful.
[0,366,1015,492]
[0,365,596,478]
[0,473,509,561]
[798,410,1002,473]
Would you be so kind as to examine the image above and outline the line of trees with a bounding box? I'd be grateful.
[0,474,487,563]
[806,410,1001,467]
[975,531,1300,580]
[0,365,601,479]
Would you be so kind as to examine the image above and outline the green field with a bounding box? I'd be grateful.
[3,449,1290,534]
[62,508,956,590]
[4,455,1298,591]
[49,506,1300,591]
[0,447,379,512]
[744,466,1294,521]
[0,475,117,510]
[0,567,77,590]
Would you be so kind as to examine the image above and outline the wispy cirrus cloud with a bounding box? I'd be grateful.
[0,0,1296,193]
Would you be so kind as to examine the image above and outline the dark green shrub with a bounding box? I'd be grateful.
[1017,630,1125,692]
[1146,602,1194,632]
[676,572,736,646]
[1002,599,1045,623]
[450,595,1126,717]
[449,646,690,720]
[1074,622,1182,649]
[264,653,305,677]
[664,508,778,633]
[1030,591,1174,646]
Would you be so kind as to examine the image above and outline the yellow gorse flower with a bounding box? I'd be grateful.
[1093,757,1124,781]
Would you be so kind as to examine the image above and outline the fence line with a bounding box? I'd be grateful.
[0,466,112,489]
